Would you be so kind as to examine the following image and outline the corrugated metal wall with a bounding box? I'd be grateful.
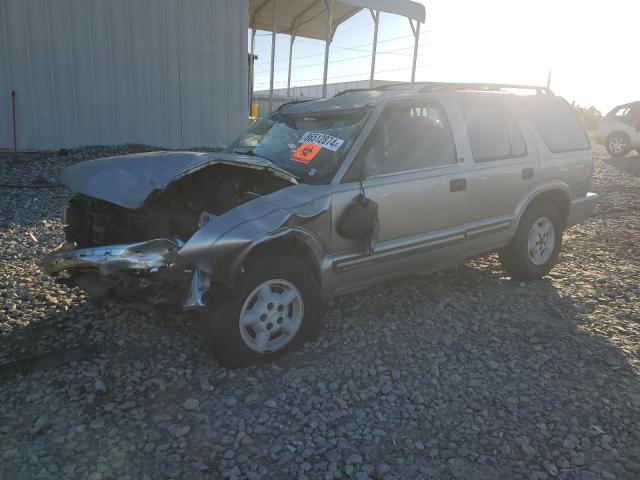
[0,0,248,150]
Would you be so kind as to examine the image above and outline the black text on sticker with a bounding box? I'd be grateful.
[298,132,344,152]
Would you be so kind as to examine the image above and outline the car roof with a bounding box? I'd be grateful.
[279,90,405,115]
[279,83,552,115]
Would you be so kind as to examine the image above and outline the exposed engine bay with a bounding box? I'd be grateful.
[40,160,297,309]
[64,164,291,248]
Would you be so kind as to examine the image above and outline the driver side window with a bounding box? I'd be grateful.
[362,103,457,177]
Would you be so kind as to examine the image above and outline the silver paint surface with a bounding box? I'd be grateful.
[42,89,599,308]
[60,151,297,209]
[39,239,181,275]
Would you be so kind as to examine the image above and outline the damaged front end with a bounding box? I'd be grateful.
[40,239,192,306]
[39,151,298,309]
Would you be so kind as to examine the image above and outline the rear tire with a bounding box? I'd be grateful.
[200,255,323,368]
[606,132,631,157]
[499,202,563,280]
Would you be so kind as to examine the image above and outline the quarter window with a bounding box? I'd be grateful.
[521,96,590,153]
[361,103,457,177]
[615,107,630,118]
[459,98,527,162]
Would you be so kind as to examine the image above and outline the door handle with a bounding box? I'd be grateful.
[450,178,466,192]
[522,167,534,180]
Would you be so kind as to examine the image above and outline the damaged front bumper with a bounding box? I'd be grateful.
[39,239,212,310]
[39,239,182,275]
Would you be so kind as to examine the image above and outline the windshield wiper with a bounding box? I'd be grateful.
[233,149,300,182]
[233,148,256,156]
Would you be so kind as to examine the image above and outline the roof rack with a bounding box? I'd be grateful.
[276,98,315,112]
[334,82,554,97]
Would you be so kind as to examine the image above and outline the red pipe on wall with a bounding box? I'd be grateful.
[11,90,17,153]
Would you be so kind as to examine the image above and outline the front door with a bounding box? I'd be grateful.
[327,99,468,294]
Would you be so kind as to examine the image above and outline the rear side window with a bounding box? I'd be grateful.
[459,98,527,162]
[615,107,630,118]
[521,96,590,153]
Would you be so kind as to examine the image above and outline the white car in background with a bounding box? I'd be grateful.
[596,102,640,157]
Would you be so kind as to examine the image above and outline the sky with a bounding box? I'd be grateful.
[251,0,639,113]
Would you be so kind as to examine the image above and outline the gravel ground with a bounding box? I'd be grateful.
[1,144,639,480]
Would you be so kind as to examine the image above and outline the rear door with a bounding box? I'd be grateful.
[452,94,539,255]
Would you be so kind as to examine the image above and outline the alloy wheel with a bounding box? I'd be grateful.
[238,279,304,353]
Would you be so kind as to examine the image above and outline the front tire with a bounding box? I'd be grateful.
[499,202,563,280]
[606,132,631,157]
[200,255,323,368]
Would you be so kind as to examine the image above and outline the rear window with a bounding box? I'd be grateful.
[521,96,590,153]
[458,98,527,162]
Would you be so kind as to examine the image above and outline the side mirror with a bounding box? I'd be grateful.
[336,193,379,248]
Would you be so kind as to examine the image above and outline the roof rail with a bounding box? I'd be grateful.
[333,88,374,97]
[333,82,554,97]
[276,98,315,112]
[416,82,554,95]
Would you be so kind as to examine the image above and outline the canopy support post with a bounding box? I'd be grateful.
[322,0,333,98]
[369,9,379,88]
[249,28,256,114]
[546,67,552,89]
[269,0,277,111]
[287,34,296,97]
[409,18,421,83]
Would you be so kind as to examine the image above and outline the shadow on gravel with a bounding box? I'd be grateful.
[604,153,640,177]
[0,298,204,373]
[2,258,640,478]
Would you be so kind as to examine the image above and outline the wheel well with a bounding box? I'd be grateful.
[607,131,630,142]
[244,237,321,284]
[527,190,570,229]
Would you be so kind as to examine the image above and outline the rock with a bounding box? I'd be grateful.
[94,379,108,395]
[90,418,105,430]
[542,460,558,476]
[521,444,536,458]
[183,398,200,410]
[345,453,363,465]
[174,425,191,437]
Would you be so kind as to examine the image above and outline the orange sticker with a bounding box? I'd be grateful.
[290,143,321,164]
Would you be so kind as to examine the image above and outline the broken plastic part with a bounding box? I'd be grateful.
[198,211,217,228]
[183,267,213,310]
[39,239,181,275]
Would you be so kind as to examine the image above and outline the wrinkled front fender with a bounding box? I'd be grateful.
[178,193,332,285]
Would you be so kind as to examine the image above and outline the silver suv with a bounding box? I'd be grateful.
[596,101,640,157]
[40,82,599,367]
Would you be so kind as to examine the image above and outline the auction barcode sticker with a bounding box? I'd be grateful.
[298,132,344,152]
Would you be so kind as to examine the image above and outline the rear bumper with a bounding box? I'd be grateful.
[567,192,599,227]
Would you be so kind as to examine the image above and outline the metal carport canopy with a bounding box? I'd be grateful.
[248,0,426,99]
[249,0,425,40]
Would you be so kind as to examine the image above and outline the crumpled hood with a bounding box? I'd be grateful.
[60,151,297,209]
